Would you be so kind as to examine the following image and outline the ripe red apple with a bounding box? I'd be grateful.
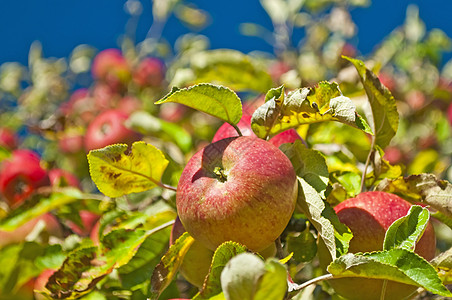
[319,191,436,300]
[48,168,80,188]
[66,210,100,237]
[0,149,50,206]
[132,57,165,88]
[84,109,141,151]
[176,136,298,252]
[91,48,131,90]
[60,88,96,123]
[0,127,18,150]
[170,216,214,288]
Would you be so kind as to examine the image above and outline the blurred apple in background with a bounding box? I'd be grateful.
[132,57,166,88]
[66,210,100,237]
[91,48,131,91]
[0,149,50,207]
[33,268,57,300]
[0,127,18,150]
[84,109,141,151]
[48,168,80,188]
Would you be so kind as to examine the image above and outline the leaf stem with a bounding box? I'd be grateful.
[380,279,388,300]
[288,274,334,292]
[159,182,177,192]
[146,219,176,236]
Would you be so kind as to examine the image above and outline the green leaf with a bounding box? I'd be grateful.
[383,205,430,251]
[375,173,452,219]
[344,56,399,148]
[149,232,195,300]
[286,227,317,263]
[296,178,352,261]
[0,188,85,230]
[87,141,169,198]
[156,83,242,126]
[172,49,273,93]
[251,81,372,139]
[194,242,248,300]
[328,249,452,297]
[128,111,192,153]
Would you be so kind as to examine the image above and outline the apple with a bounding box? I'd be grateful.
[66,210,100,237]
[132,57,165,88]
[176,136,298,252]
[447,102,452,127]
[268,61,291,84]
[58,131,84,154]
[48,168,80,188]
[60,88,96,124]
[92,82,119,111]
[0,149,50,206]
[84,109,141,151]
[117,95,142,114]
[170,216,214,288]
[91,48,131,90]
[318,191,436,300]
[0,127,18,150]
[212,114,305,148]
[383,146,403,165]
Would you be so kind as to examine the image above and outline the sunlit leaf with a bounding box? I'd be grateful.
[149,232,195,300]
[431,247,452,284]
[251,81,372,139]
[254,259,288,300]
[88,142,169,198]
[194,242,248,300]
[286,227,317,263]
[383,205,430,251]
[344,56,399,148]
[156,83,242,126]
[328,249,452,297]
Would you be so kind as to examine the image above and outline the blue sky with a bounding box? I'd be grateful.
[0,0,451,65]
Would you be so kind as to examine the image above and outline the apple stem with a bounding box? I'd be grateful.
[213,167,228,182]
[288,274,333,293]
[232,124,243,137]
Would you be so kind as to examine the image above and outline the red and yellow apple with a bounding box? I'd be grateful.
[176,136,297,252]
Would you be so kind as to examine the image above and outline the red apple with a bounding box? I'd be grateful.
[268,128,305,148]
[91,48,131,90]
[66,210,100,237]
[176,136,298,252]
[0,149,50,206]
[84,109,141,151]
[48,168,80,188]
[60,88,96,123]
[58,131,84,154]
[170,216,214,288]
[92,83,119,111]
[447,102,452,127]
[268,61,291,84]
[383,146,403,165]
[0,127,18,150]
[117,95,142,114]
[319,191,436,300]
[132,57,165,88]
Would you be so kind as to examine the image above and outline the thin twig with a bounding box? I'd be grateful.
[360,135,376,193]
[289,274,334,293]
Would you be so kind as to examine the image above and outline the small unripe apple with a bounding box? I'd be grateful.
[177,136,297,252]
[84,109,141,151]
[132,57,165,88]
[0,149,50,206]
[0,127,18,150]
[318,191,436,300]
[170,216,214,288]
